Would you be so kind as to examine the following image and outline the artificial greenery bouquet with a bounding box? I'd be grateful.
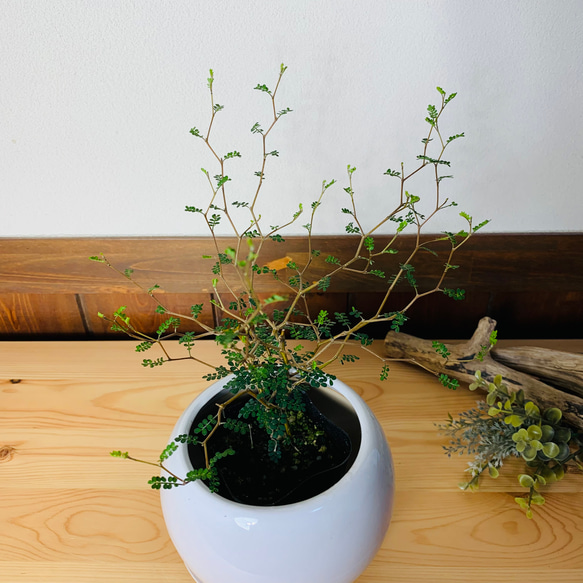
[439,370,583,519]
[97,65,486,504]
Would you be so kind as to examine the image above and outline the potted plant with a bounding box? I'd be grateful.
[97,65,487,583]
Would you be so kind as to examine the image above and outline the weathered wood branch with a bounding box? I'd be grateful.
[492,346,583,399]
[384,317,583,431]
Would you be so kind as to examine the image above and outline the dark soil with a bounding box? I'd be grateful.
[187,389,356,506]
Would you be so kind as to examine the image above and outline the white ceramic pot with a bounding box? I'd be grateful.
[160,376,394,583]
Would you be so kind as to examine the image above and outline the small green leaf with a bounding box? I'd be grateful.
[504,414,524,427]
[542,442,560,458]
[534,474,547,486]
[522,445,538,461]
[527,425,542,440]
[555,427,572,443]
[486,391,497,406]
[264,294,287,305]
[525,401,541,417]
[544,408,562,424]
[518,474,535,488]
[541,424,555,441]
[488,464,499,479]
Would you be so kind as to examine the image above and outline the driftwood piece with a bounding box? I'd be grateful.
[384,317,583,431]
[492,346,583,399]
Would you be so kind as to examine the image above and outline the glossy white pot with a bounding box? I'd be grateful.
[160,376,394,583]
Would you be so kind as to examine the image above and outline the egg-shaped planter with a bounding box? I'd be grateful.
[160,376,394,583]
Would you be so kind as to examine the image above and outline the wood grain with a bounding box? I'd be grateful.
[1,340,583,582]
[2,234,583,340]
[2,234,582,294]
[0,294,86,335]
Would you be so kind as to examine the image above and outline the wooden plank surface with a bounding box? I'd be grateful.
[1,339,583,582]
[2,234,583,340]
[2,234,583,294]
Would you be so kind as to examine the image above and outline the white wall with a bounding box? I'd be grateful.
[1,0,582,237]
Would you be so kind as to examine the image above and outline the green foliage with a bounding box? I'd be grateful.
[387,311,407,333]
[441,371,583,519]
[475,330,498,362]
[159,442,178,461]
[380,364,390,381]
[317,276,331,292]
[447,132,465,144]
[223,418,249,434]
[254,83,271,94]
[399,263,416,289]
[438,374,459,390]
[473,219,490,232]
[156,317,180,337]
[442,287,466,301]
[432,341,451,360]
[174,434,201,445]
[354,332,373,347]
[325,255,341,265]
[191,304,204,318]
[148,475,180,490]
[135,341,153,353]
[417,155,451,166]
[364,236,375,251]
[142,358,164,368]
[101,69,487,499]
[340,354,360,365]
[194,414,217,437]
[178,331,195,351]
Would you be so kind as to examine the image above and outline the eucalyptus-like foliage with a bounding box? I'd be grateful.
[439,372,583,519]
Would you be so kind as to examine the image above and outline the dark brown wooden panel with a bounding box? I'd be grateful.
[0,293,86,336]
[350,291,493,340]
[488,290,583,339]
[1,234,582,339]
[2,234,582,294]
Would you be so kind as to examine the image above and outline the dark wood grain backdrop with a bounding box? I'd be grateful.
[1,234,582,340]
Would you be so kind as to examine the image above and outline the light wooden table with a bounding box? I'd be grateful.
[2,339,583,583]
